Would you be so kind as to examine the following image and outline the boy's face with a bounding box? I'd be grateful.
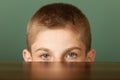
[23,28,95,62]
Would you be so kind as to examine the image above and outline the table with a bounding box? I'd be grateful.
[0,62,120,80]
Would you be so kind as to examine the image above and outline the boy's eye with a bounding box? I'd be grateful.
[66,52,77,59]
[40,54,50,60]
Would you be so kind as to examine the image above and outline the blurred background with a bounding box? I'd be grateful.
[0,0,120,62]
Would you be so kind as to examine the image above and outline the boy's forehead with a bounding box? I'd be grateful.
[28,24,86,51]
[31,28,85,52]
[35,28,81,42]
[34,28,76,40]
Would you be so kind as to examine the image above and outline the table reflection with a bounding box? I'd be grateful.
[24,62,92,80]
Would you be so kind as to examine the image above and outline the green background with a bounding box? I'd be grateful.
[0,0,120,62]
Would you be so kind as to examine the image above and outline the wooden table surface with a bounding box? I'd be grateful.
[0,62,120,80]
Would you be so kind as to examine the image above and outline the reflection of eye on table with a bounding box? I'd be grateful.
[0,62,120,80]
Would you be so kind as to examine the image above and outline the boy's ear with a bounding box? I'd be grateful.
[22,49,32,62]
[86,49,96,62]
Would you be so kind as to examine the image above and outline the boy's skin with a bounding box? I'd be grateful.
[22,3,96,62]
[23,28,95,62]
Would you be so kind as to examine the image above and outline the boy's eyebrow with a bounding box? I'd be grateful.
[35,48,50,53]
[64,47,82,53]
[34,47,82,53]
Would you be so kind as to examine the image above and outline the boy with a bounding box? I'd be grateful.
[22,3,96,62]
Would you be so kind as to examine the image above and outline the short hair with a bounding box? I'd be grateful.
[26,3,91,53]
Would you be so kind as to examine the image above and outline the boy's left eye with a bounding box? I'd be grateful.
[66,52,77,59]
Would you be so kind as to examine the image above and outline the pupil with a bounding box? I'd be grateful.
[44,54,48,58]
[69,52,74,57]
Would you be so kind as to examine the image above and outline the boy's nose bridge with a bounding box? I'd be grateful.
[52,52,65,62]
[53,57,64,62]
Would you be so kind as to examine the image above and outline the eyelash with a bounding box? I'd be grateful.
[40,53,50,60]
[66,52,78,59]
[39,51,79,60]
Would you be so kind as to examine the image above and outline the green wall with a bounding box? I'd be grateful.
[0,0,120,62]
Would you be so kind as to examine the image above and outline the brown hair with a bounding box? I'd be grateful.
[26,3,91,53]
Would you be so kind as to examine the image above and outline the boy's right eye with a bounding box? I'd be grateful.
[40,54,50,60]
